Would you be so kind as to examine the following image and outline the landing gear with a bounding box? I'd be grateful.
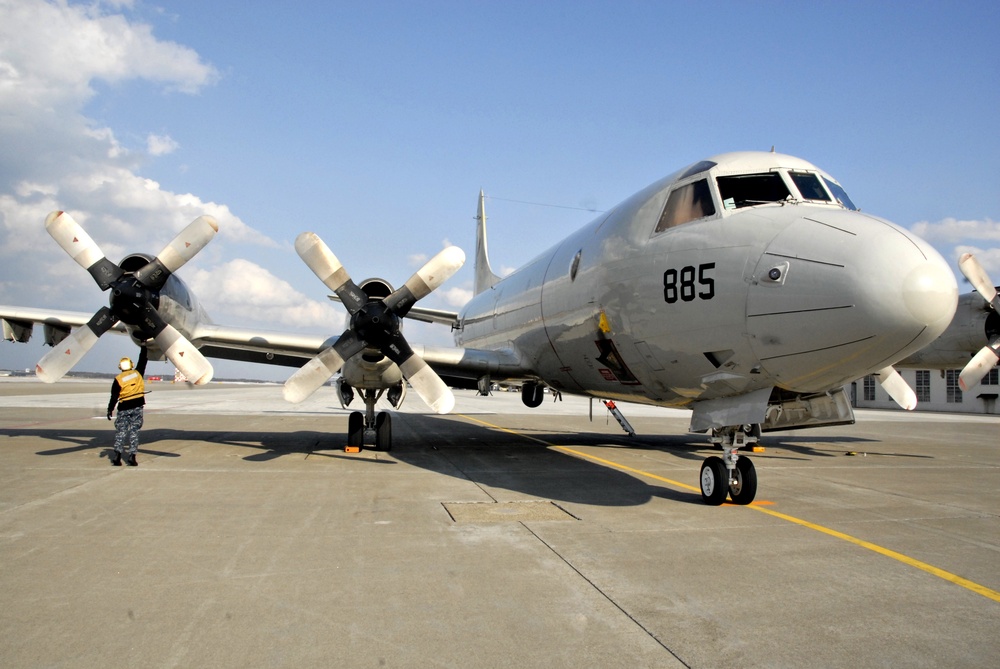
[347,386,398,451]
[521,381,544,408]
[699,425,760,506]
[699,457,728,505]
[348,411,364,447]
[375,412,392,452]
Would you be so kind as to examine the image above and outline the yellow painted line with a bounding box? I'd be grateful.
[456,413,1000,604]
[750,505,1000,603]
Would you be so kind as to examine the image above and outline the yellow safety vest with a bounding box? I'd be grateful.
[116,370,145,403]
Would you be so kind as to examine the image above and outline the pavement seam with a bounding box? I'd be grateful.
[520,522,692,668]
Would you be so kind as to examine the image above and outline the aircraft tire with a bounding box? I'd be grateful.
[729,457,757,505]
[521,382,544,408]
[700,456,729,506]
[375,412,392,451]
[348,411,364,448]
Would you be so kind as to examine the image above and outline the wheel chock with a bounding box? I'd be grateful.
[751,446,765,453]
[345,445,361,453]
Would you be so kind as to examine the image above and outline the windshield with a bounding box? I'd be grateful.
[789,172,831,201]
[717,173,791,210]
[822,177,858,210]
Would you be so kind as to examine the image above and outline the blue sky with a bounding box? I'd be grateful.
[0,0,997,380]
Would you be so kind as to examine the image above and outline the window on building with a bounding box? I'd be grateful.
[864,375,876,401]
[916,370,930,403]
[946,370,963,403]
[982,367,999,386]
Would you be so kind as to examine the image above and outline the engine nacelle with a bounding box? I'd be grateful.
[898,290,1000,369]
[116,253,211,353]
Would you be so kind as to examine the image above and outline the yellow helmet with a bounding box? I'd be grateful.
[118,357,133,371]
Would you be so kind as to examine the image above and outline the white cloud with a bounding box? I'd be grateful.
[185,259,344,330]
[439,285,473,308]
[147,133,179,156]
[0,0,218,109]
[0,0,280,329]
[910,217,1000,243]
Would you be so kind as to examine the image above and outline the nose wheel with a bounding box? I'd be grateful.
[346,389,394,451]
[700,425,759,505]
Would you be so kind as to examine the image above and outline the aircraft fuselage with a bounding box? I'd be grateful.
[455,152,957,414]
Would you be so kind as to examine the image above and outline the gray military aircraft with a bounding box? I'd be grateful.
[3,151,997,506]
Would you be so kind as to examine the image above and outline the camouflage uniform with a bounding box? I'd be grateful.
[113,407,144,455]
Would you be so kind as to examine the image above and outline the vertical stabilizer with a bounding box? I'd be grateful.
[474,190,501,294]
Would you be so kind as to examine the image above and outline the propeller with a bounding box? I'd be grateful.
[872,366,917,410]
[35,211,217,385]
[957,253,1000,391]
[283,232,465,413]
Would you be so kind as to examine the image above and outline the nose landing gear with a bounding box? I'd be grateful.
[700,425,759,505]
[346,384,403,451]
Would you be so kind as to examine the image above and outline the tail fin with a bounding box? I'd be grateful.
[474,190,501,295]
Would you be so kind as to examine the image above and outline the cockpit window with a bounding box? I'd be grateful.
[679,160,717,180]
[822,177,859,210]
[654,179,716,232]
[717,173,791,210]
[789,172,831,201]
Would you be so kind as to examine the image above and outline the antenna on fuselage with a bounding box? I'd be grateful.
[474,189,501,295]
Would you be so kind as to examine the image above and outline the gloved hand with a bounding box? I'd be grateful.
[107,411,113,421]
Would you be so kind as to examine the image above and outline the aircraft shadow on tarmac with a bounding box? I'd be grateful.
[1,413,930,508]
[3,422,696,506]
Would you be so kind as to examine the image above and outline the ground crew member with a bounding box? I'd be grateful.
[107,346,148,466]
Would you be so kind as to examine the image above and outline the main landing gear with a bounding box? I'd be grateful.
[345,384,401,451]
[699,425,759,506]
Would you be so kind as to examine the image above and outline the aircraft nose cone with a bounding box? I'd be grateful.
[747,211,957,392]
[901,256,958,330]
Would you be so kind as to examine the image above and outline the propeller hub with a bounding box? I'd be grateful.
[352,301,401,347]
[110,277,157,326]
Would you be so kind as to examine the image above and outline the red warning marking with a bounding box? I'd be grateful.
[184,241,191,247]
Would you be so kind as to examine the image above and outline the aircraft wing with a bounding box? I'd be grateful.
[414,344,529,385]
[0,304,324,367]
[2,303,529,381]
[188,323,331,368]
[327,293,460,327]
[1,305,128,344]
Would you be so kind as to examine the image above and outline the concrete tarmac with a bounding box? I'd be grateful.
[0,378,998,668]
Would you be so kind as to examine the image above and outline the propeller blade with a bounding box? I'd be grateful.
[958,253,999,308]
[140,305,213,384]
[35,307,117,383]
[45,211,123,289]
[152,323,214,385]
[377,329,454,414]
[134,216,219,289]
[283,331,366,403]
[959,340,1000,391]
[872,366,917,410]
[399,353,455,414]
[384,246,466,316]
[294,232,368,313]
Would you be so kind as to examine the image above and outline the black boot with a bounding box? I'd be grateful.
[126,454,137,467]
[111,451,122,466]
